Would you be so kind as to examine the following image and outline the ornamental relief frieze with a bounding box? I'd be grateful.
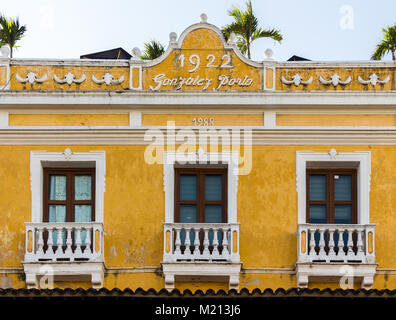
[279,70,393,89]
[11,67,130,90]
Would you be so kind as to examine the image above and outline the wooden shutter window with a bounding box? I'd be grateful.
[174,168,227,223]
[306,169,357,224]
[43,168,95,222]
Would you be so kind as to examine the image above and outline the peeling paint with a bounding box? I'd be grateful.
[246,278,260,287]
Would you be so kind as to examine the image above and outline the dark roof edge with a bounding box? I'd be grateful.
[1,288,396,298]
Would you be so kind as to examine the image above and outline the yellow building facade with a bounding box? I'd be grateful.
[0,16,396,292]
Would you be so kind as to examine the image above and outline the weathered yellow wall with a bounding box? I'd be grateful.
[277,114,396,126]
[142,113,264,126]
[0,66,7,87]
[9,113,130,126]
[277,67,395,91]
[1,145,396,290]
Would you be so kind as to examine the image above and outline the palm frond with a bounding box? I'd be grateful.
[236,37,248,55]
[222,0,283,59]
[371,40,392,60]
[252,28,283,42]
[140,40,165,60]
[0,15,27,57]
[371,24,396,60]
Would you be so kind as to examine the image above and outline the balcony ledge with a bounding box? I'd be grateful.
[23,261,104,289]
[296,262,377,289]
[161,261,242,291]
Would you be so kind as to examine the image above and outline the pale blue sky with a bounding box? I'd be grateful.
[2,0,396,61]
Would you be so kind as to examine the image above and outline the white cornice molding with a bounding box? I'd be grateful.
[11,59,130,67]
[4,128,396,145]
[1,90,396,107]
[276,61,396,68]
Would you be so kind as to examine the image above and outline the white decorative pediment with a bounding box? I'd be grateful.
[281,74,312,86]
[143,14,262,69]
[16,72,48,85]
[319,74,351,86]
[54,72,86,85]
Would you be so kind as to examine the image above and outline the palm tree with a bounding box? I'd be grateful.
[222,0,282,59]
[140,40,165,60]
[372,24,396,61]
[0,15,27,58]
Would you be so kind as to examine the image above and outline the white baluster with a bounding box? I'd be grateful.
[337,229,345,259]
[318,229,326,260]
[55,227,64,257]
[174,227,181,259]
[192,228,200,260]
[212,227,219,259]
[65,227,72,256]
[47,227,54,258]
[347,229,354,260]
[184,227,191,258]
[356,229,364,261]
[218,228,225,258]
[74,227,83,258]
[84,227,92,256]
[328,229,335,260]
[202,228,210,258]
[309,229,316,259]
[222,229,229,258]
[37,227,44,258]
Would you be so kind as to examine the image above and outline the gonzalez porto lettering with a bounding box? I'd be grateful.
[149,73,253,91]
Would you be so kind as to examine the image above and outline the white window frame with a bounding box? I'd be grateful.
[296,149,371,224]
[30,148,106,223]
[163,150,239,223]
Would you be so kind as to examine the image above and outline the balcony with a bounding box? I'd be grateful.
[23,222,104,289]
[296,224,376,289]
[162,223,241,290]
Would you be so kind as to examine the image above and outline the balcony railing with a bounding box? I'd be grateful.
[298,224,375,264]
[163,223,240,263]
[24,222,104,263]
